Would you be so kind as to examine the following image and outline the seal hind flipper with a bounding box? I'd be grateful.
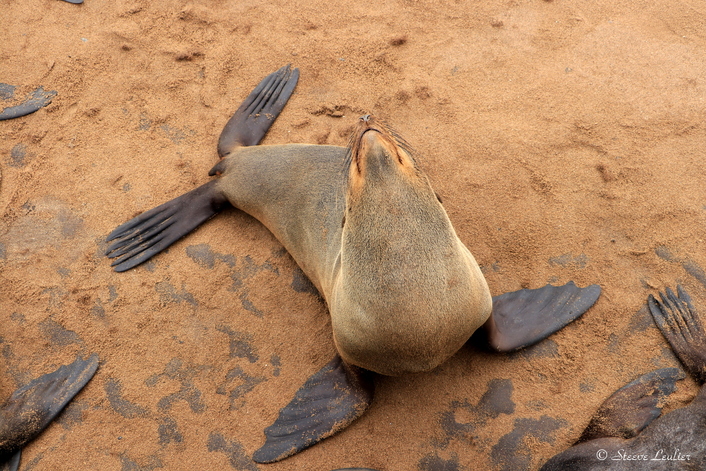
[253,356,374,463]
[0,354,99,457]
[216,64,299,157]
[648,285,706,384]
[482,282,601,352]
[578,368,684,442]
[106,180,229,272]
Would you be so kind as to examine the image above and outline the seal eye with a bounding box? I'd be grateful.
[341,214,346,228]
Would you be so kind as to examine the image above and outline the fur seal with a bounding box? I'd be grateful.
[106,65,601,462]
[0,354,99,470]
[540,286,706,470]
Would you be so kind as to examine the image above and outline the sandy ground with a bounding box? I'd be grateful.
[2,0,706,470]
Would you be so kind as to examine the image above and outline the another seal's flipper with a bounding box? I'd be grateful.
[106,180,229,272]
[482,282,601,352]
[216,64,299,157]
[0,450,20,471]
[0,86,57,121]
[578,368,684,442]
[648,285,706,384]
[0,354,99,459]
[253,355,374,463]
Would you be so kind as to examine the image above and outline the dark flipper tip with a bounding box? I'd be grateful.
[253,355,374,463]
[0,87,56,121]
[484,281,602,352]
[578,367,684,442]
[106,180,228,272]
[217,64,300,156]
[0,450,20,471]
[0,354,99,454]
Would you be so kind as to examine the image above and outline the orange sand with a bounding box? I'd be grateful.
[2,0,706,470]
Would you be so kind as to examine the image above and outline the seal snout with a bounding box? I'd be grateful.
[348,114,414,183]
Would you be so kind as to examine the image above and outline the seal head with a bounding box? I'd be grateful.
[330,115,493,376]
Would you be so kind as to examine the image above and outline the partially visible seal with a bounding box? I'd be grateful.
[540,286,706,470]
[0,85,56,121]
[106,65,601,462]
[0,354,99,469]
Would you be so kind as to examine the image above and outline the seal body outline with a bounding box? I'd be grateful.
[106,65,601,462]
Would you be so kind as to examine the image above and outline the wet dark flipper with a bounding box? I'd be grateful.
[648,285,706,384]
[253,355,374,463]
[482,282,602,352]
[216,64,300,158]
[0,450,20,471]
[0,354,99,456]
[578,367,684,442]
[105,180,229,272]
[0,86,57,121]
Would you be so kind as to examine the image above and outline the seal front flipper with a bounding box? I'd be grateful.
[253,355,374,463]
[0,354,99,460]
[216,64,299,157]
[106,180,229,272]
[648,285,706,383]
[579,368,684,442]
[481,282,601,352]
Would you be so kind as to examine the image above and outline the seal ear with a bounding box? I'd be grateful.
[217,64,299,156]
[253,356,374,463]
[0,354,99,465]
[480,282,601,352]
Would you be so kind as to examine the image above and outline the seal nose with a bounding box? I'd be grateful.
[359,114,371,123]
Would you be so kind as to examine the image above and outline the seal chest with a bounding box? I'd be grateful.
[329,117,492,376]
